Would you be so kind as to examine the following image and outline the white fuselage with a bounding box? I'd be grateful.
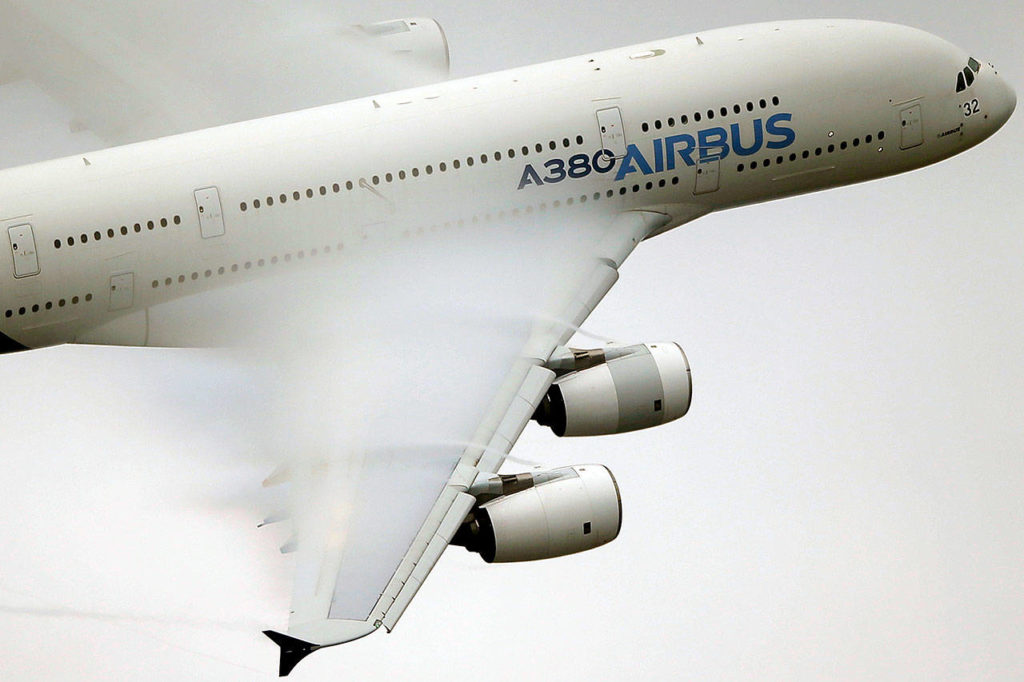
[0,20,1014,351]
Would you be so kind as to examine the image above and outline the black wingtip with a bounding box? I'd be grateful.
[263,630,321,677]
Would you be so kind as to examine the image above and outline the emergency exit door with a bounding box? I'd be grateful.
[109,273,134,311]
[596,107,627,158]
[694,159,720,194]
[8,224,39,278]
[195,187,226,238]
[899,104,923,149]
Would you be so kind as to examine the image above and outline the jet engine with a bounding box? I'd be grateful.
[453,465,621,563]
[533,343,691,437]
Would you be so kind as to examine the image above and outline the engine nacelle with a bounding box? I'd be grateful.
[453,465,621,563]
[534,343,691,437]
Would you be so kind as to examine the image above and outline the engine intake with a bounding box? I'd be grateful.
[453,465,621,563]
[534,343,691,437]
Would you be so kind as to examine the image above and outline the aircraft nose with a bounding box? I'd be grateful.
[997,76,1016,126]
[989,70,1016,130]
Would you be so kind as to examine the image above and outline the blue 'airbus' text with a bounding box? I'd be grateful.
[517,112,796,190]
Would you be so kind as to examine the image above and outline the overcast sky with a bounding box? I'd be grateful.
[0,2,1021,680]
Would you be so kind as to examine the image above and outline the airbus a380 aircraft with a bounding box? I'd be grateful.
[0,18,1014,675]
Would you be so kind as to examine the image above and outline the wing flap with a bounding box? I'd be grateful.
[374,362,555,631]
[381,492,477,631]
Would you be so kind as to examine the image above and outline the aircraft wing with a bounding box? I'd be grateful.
[0,0,449,147]
[260,209,668,676]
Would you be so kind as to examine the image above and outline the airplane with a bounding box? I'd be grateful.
[0,15,1015,676]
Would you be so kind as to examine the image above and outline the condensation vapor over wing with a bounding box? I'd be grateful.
[0,0,449,159]
[0,206,619,643]
[142,201,624,621]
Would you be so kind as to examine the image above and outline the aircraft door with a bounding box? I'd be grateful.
[109,273,134,311]
[596,107,627,158]
[899,104,923,149]
[694,159,720,194]
[194,187,226,238]
[8,224,40,278]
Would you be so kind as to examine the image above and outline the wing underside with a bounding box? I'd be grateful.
[256,209,668,675]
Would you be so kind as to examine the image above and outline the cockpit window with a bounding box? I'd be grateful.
[956,58,981,92]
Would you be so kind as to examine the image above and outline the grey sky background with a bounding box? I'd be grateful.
[0,1,1021,680]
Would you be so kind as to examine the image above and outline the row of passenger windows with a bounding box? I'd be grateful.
[735,130,886,173]
[955,57,982,93]
[5,293,93,319]
[150,243,345,290]
[642,96,781,133]
[159,181,698,293]
[53,215,182,249]
[240,135,587,212]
